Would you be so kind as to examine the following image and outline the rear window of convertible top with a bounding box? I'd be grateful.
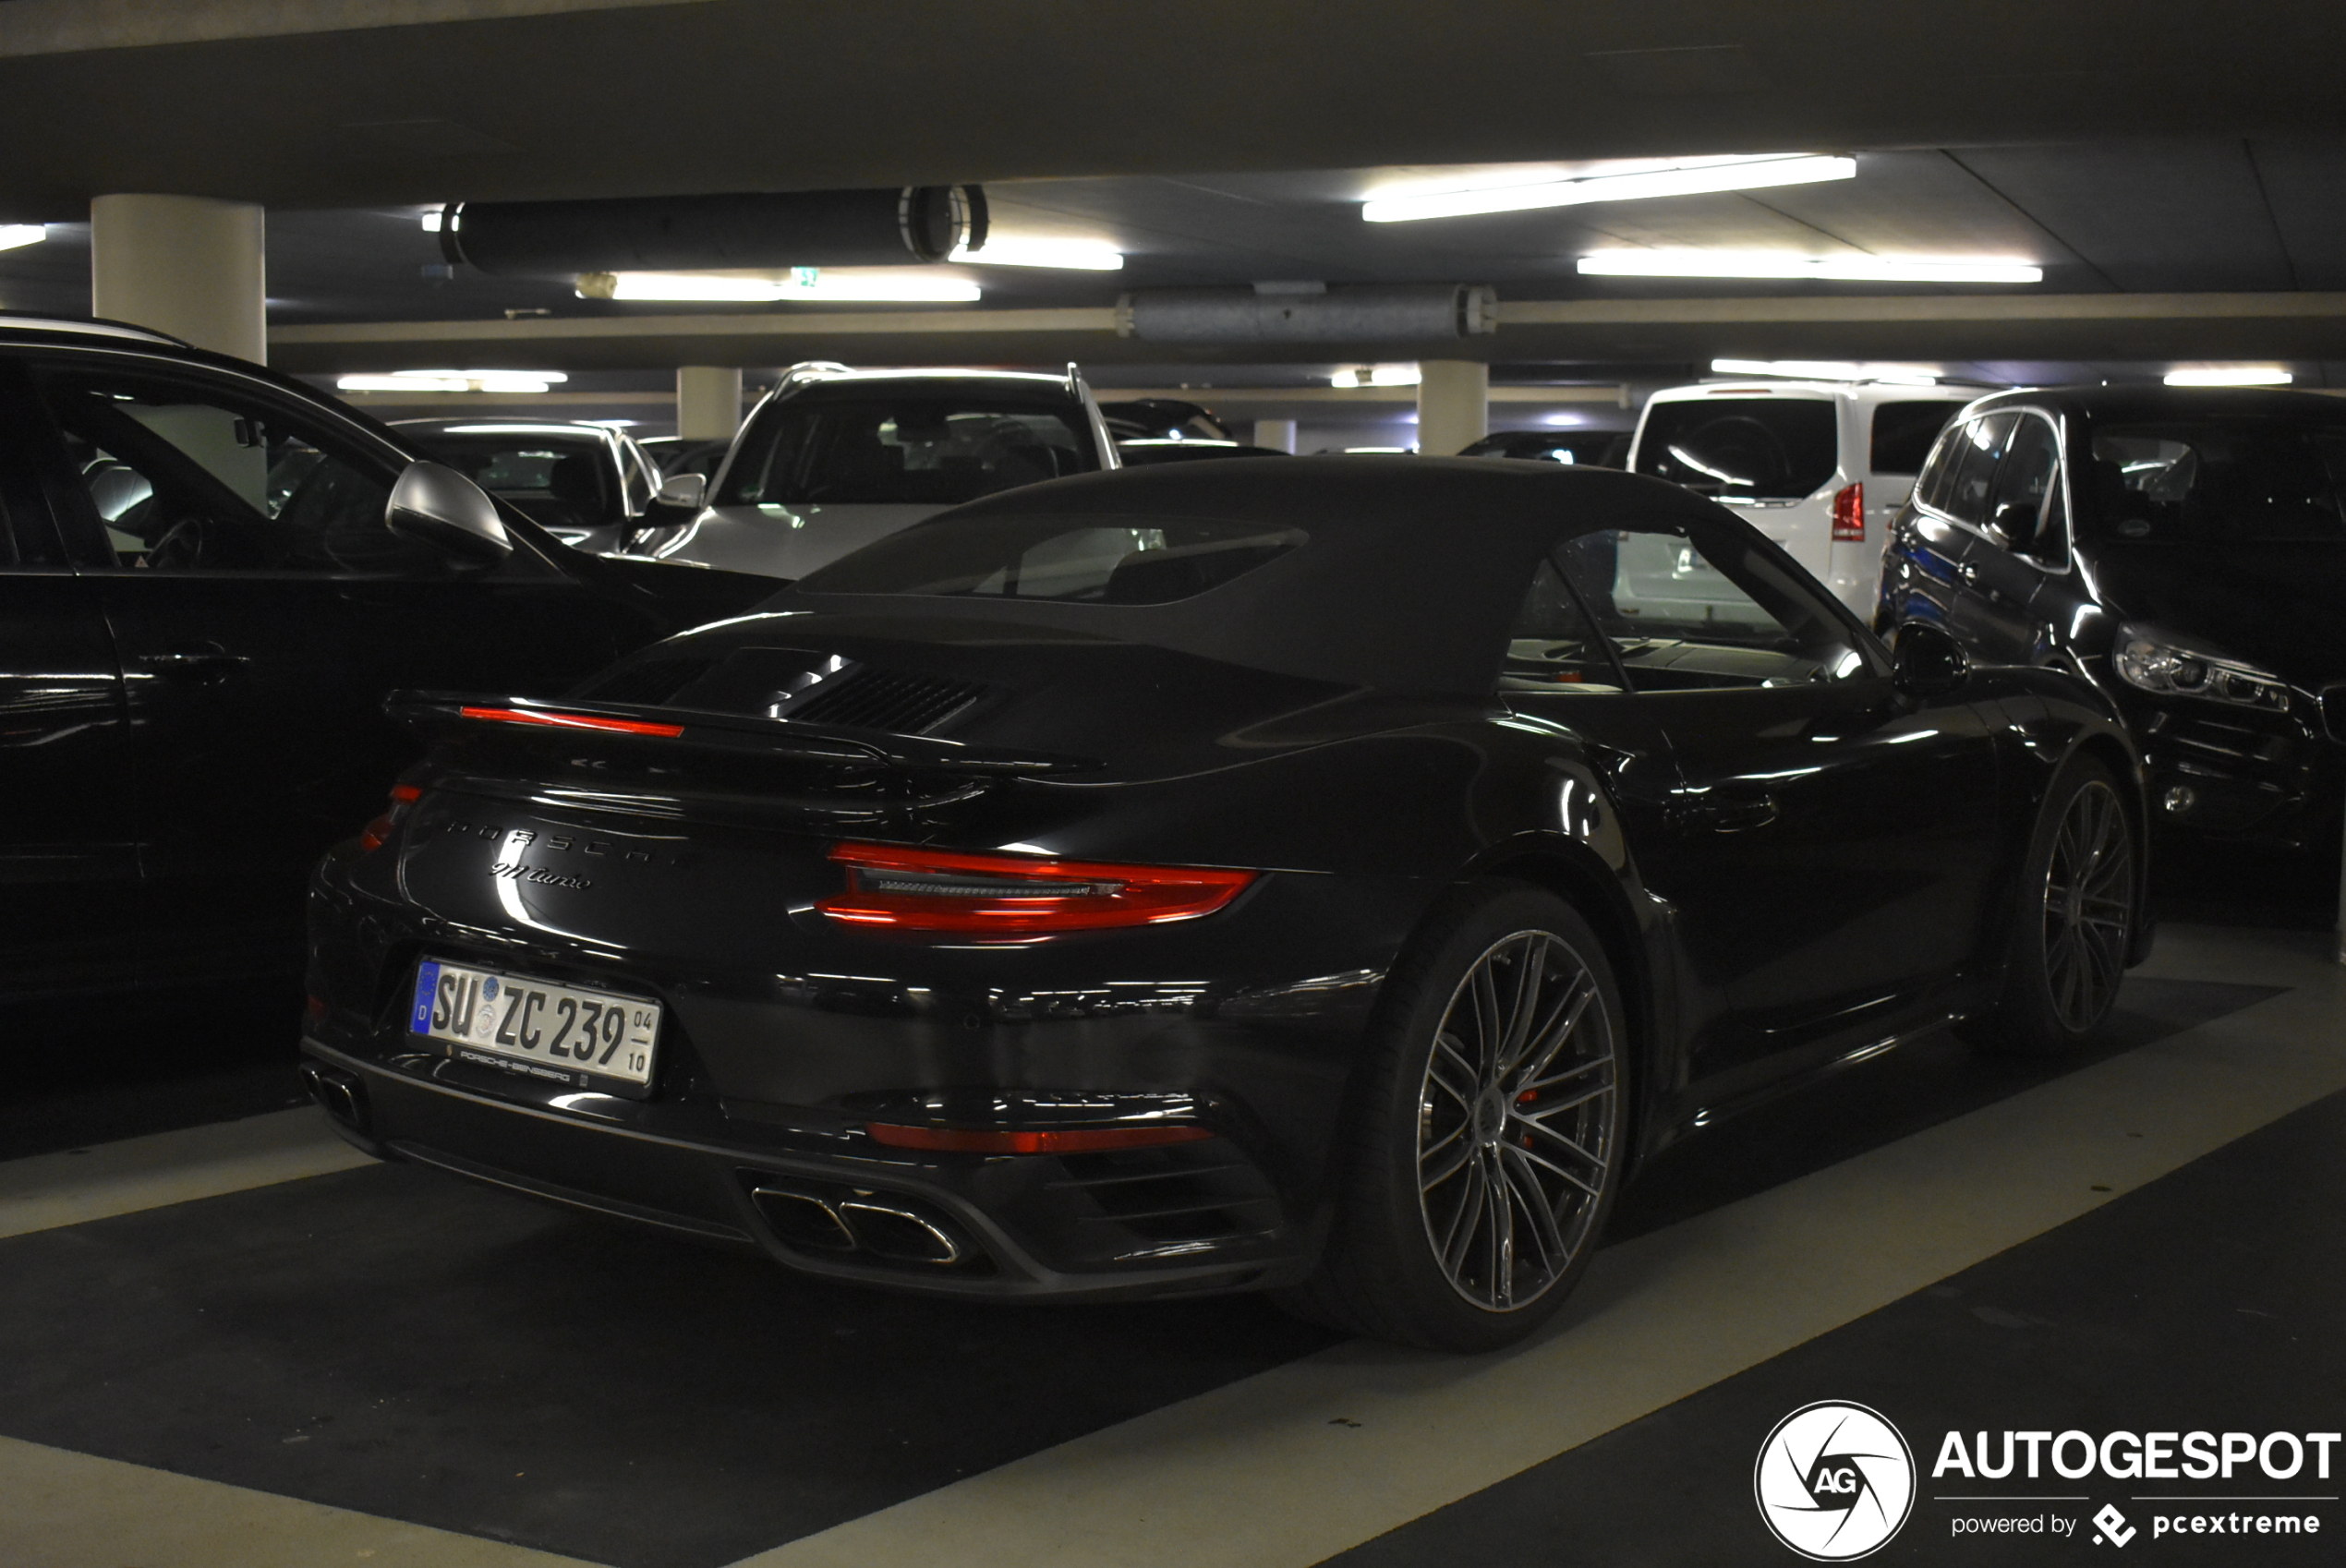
[795,513,1309,605]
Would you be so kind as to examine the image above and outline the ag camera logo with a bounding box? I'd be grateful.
[1756,1402,1917,1560]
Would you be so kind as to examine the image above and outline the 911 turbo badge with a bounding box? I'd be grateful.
[490,861,593,890]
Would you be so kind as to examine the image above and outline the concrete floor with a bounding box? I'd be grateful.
[1,923,2339,1567]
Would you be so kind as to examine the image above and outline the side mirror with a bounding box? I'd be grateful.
[385,461,511,567]
[655,472,707,510]
[1891,620,1971,697]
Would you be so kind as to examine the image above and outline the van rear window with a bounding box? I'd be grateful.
[1636,398,1836,501]
[1870,401,1960,475]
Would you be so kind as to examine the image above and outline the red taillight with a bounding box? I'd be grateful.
[357,782,424,853]
[459,706,685,738]
[1831,481,1865,542]
[816,842,1255,935]
[865,1122,1215,1154]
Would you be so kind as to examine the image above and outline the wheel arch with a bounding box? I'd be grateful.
[1451,834,1666,1169]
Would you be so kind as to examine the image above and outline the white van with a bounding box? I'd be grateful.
[1628,380,1977,614]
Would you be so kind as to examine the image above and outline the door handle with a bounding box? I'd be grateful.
[1675,787,1780,833]
[136,648,251,679]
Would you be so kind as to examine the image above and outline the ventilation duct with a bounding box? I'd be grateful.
[1118,283,1497,344]
[438,187,987,276]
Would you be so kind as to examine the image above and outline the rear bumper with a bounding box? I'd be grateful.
[300,1036,1323,1301]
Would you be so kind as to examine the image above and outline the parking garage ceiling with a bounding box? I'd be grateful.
[5,0,2345,384]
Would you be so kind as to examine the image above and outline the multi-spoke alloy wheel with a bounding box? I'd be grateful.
[1958,757,2136,1057]
[2038,779,2134,1033]
[1415,929,1617,1313]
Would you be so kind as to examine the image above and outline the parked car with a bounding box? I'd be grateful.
[1098,397,1229,441]
[0,315,770,1007]
[647,363,1119,578]
[395,417,663,553]
[300,456,2146,1353]
[639,434,732,483]
[1457,428,1630,466]
[1631,380,1976,615]
[1114,438,1290,465]
[1879,384,2346,850]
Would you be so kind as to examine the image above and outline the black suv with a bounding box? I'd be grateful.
[1878,385,2346,849]
[0,315,768,1005]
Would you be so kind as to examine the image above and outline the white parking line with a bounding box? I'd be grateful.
[0,1434,601,1568]
[0,1107,371,1240]
[738,928,2346,1568]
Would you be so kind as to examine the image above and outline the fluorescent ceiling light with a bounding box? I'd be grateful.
[1331,364,1421,389]
[1362,155,1855,223]
[2164,366,2292,387]
[336,368,569,394]
[580,269,982,303]
[1711,357,1941,385]
[1582,250,2041,283]
[0,223,46,251]
[950,236,1123,271]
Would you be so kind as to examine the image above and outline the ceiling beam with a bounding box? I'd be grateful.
[7,2,2346,213]
[269,293,2346,374]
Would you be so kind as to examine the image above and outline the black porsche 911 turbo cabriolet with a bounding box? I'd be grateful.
[299,456,2149,1351]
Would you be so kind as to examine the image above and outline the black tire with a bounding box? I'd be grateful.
[1275,884,1628,1352]
[1956,755,2137,1056]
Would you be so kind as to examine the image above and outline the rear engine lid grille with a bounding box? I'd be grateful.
[782,666,986,734]
[576,656,716,706]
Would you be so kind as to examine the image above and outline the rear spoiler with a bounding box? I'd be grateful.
[386,691,1103,777]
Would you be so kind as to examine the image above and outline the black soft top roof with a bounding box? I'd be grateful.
[755,455,1722,694]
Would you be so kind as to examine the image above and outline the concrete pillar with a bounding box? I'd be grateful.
[1252,418,1297,453]
[676,366,744,441]
[90,194,265,363]
[1416,360,1488,457]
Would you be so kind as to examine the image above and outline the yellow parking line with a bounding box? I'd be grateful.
[738,929,2346,1568]
[0,1107,371,1240]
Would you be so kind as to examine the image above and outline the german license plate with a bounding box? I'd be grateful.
[410,959,659,1096]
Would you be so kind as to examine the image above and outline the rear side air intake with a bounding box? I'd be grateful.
[780,667,985,734]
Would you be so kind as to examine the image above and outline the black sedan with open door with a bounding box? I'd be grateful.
[300,457,2147,1351]
[0,315,767,1007]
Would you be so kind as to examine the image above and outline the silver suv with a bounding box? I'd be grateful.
[649,362,1119,579]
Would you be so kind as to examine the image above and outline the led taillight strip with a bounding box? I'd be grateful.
[866,1122,1214,1154]
[817,841,1255,934]
[459,706,685,738]
[358,782,424,853]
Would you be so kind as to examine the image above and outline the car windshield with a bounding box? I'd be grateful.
[407,431,617,523]
[2085,420,2346,543]
[718,392,1095,507]
[798,513,1308,604]
[1636,397,1837,501]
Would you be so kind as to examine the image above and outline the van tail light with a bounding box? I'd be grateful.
[358,783,424,853]
[1831,482,1865,542]
[817,842,1255,935]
